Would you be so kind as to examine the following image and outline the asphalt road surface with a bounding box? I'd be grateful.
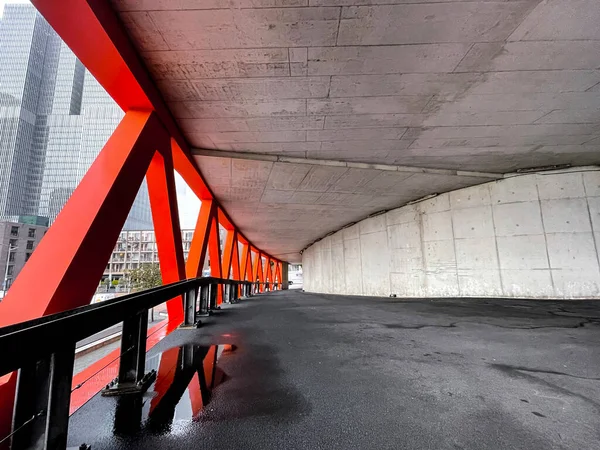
[68,291,600,450]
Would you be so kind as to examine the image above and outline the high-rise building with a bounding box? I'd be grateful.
[0,4,152,229]
[0,220,47,294]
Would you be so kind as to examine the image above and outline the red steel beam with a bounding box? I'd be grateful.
[231,236,241,281]
[240,243,251,281]
[221,230,236,280]
[0,110,162,443]
[186,200,216,279]
[0,110,160,326]
[208,216,223,304]
[147,147,187,322]
[252,252,261,284]
[30,0,279,264]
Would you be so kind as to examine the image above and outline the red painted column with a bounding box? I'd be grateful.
[186,200,216,278]
[0,110,162,444]
[277,262,284,289]
[221,230,236,280]
[252,252,260,283]
[255,253,265,292]
[208,216,223,304]
[231,235,241,295]
[147,146,186,323]
[0,110,160,325]
[265,257,273,283]
[240,243,251,281]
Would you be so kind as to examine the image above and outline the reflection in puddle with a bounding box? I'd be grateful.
[113,344,236,437]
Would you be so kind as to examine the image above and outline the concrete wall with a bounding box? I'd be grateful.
[303,168,600,299]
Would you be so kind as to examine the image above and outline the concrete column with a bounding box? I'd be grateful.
[281,262,289,289]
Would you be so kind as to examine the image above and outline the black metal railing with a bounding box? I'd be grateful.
[0,276,280,450]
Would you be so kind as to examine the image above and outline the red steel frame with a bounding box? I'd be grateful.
[0,0,284,439]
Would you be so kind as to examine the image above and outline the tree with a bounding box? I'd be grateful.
[125,263,162,291]
[125,263,162,321]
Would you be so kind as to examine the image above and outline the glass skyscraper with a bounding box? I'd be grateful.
[0,4,152,229]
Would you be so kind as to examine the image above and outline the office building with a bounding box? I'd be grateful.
[0,4,152,229]
[0,220,47,293]
[103,230,226,281]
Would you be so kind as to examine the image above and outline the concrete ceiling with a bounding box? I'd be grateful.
[112,0,600,262]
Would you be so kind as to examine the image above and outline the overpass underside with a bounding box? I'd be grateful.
[0,0,599,448]
[109,0,600,299]
[112,0,600,266]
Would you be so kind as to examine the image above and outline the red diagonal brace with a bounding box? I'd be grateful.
[0,110,160,325]
[222,230,237,280]
[186,200,216,279]
[208,215,223,304]
[147,146,186,323]
[0,110,162,442]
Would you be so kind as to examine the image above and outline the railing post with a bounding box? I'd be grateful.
[103,310,156,396]
[223,283,230,304]
[208,282,218,312]
[232,282,239,303]
[199,285,210,316]
[45,345,76,449]
[11,343,75,449]
[181,286,200,328]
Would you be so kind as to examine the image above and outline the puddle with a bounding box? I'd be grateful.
[112,344,236,437]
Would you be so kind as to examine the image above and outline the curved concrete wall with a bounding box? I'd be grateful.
[302,168,600,299]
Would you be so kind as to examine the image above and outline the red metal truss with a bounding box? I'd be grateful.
[252,252,261,283]
[277,262,284,288]
[0,0,287,437]
[0,111,161,326]
[222,230,237,280]
[240,244,251,282]
[265,257,273,284]
[273,262,281,287]
[29,0,277,264]
[208,215,224,304]
[147,148,187,322]
[186,200,217,279]
[231,237,241,282]
[0,110,164,443]
[231,236,242,296]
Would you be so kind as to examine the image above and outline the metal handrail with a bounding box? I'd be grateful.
[0,277,254,377]
[0,276,280,449]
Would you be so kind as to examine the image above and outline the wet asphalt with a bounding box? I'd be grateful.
[68,290,600,449]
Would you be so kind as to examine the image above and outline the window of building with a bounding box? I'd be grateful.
[25,253,31,262]
[10,226,19,237]
[7,266,14,276]
[28,228,35,238]
[8,253,15,263]
[6,278,12,289]
[9,239,17,247]
[26,241,34,250]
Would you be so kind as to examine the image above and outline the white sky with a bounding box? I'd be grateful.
[0,0,30,18]
[174,173,201,229]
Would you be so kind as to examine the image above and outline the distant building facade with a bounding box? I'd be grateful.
[104,230,227,281]
[0,220,47,293]
[0,4,152,229]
